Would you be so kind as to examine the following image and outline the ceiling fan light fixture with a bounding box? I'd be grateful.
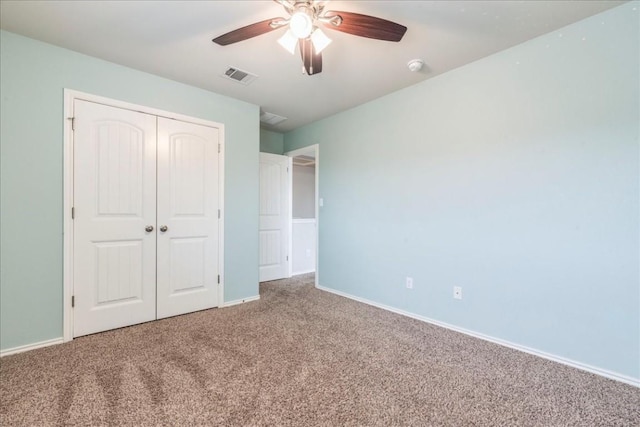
[310,28,332,54]
[278,30,298,54]
[212,1,408,77]
[289,10,313,38]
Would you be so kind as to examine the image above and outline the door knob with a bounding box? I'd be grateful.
[160,225,168,232]
[145,225,154,232]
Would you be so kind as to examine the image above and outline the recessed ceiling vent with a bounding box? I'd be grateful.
[260,111,288,126]
[221,66,257,85]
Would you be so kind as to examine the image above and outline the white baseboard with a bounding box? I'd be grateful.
[221,295,260,308]
[316,285,640,388]
[0,337,64,357]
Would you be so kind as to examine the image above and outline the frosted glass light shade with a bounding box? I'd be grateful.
[290,11,313,39]
[278,30,298,54]
[310,28,332,54]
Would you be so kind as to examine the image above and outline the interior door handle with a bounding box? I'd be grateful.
[145,225,154,232]
[160,225,168,232]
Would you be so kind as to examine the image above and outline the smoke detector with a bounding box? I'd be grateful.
[407,59,424,72]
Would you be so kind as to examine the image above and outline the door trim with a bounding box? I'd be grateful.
[63,89,225,342]
[285,144,319,287]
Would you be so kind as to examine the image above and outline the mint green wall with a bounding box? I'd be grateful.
[285,4,639,380]
[260,129,284,154]
[0,31,260,351]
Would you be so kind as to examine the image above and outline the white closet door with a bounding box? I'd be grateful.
[259,153,291,282]
[73,100,157,337]
[156,117,220,319]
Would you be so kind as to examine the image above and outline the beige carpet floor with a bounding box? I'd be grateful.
[1,274,639,426]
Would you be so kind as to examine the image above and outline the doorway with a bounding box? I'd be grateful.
[286,145,319,286]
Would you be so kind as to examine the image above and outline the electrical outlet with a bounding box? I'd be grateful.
[406,277,414,289]
[453,286,462,300]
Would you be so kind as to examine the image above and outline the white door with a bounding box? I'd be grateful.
[156,118,220,318]
[73,100,157,337]
[259,153,291,282]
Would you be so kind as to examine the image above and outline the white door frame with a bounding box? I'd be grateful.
[285,144,319,287]
[62,89,225,342]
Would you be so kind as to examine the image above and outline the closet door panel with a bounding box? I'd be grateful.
[73,100,157,337]
[156,118,220,318]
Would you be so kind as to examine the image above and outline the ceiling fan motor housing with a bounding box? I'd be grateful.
[290,5,314,38]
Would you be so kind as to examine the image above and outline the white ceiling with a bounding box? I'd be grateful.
[0,0,625,132]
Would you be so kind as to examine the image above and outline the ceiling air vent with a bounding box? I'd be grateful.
[221,66,257,85]
[260,111,288,126]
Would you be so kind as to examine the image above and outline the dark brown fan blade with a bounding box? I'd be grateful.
[299,38,323,76]
[212,18,283,46]
[321,11,407,42]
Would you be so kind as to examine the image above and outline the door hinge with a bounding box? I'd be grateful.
[217,275,220,284]
[218,143,221,153]
[71,207,75,219]
[69,117,75,131]
[218,209,221,219]
[286,255,289,261]
[71,296,75,308]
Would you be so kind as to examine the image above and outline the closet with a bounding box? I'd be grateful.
[72,100,221,337]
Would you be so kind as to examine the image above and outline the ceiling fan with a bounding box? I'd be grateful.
[212,0,407,76]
